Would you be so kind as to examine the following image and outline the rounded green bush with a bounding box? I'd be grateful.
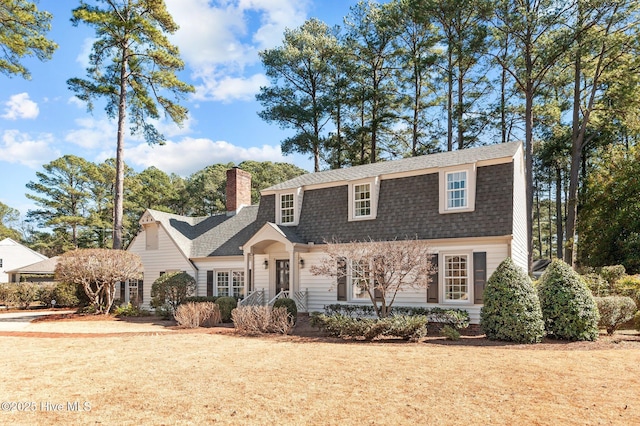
[595,296,637,335]
[273,297,297,321]
[480,257,545,343]
[215,296,237,323]
[537,259,599,341]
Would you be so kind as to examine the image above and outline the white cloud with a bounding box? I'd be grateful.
[75,37,96,69]
[166,0,309,102]
[194,73,269,102]
[2,93,39,120]
[0,130,60,168]
[127,137,287,176]
[65,117,117,149]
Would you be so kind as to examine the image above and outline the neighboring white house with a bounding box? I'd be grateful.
[127,142,527,323]
[0,238,49,283]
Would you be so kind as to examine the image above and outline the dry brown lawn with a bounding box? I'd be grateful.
[0,316,639,425]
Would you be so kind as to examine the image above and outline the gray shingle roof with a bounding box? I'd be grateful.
[145,206,259,258]
[264,142,522,191]
[6,256,58,274]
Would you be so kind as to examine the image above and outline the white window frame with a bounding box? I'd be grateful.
[349,259,371,301]
[276,190,301,225]
[348,177,379,221]
[216,270,245,298]
[440,252,473,304]
[439,164,476,214]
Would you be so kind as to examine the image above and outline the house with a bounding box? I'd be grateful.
[127,142,526,323]
[5,256,59,284]
[0,238,49,283]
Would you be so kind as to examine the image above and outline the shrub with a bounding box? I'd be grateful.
[312,314,428,341]
[616,275,640,307]
[583,273,609,297]
[215,296,237,323]
[480,258,545,344]
[13,282,39,309]
[232,306,294,335]
[37,283,56,307]
[182,296,218,304]
[635,311,640,332]
[114,302,152,318]
[174,302,221,328]
[440,325,460,341]
[150,272,196,312]
[595,296,637,335]
[537,259,600,341]
[52,281,85,307]
[154,303,174,320]
[273,298,297,322]
[0,284,15,307]
[600,265,626,291]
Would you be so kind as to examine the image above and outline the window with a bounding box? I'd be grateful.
[439,165,476,214]
[348,178,378,221]
[0,258,3,268]
[351,260,370,300]
[216,270,245,298]
[443,255,469,302]
[217,272,230,297]
[280,193,295,224]
[354,183,371,217]
[129,280,138,303]
[446,171,467,209]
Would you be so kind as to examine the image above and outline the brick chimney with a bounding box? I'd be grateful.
[226,167,252,213]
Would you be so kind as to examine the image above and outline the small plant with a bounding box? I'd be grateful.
[182,296,218,304]
[481,257,545,344]
[13,282,39,310]
[440,324,460,341]
[273,298,297,322]
[215,296,237,323]
[595,296,637,335]
[150,272,196,312]
[600,265,626,292]
[114,302,152,317]
[53,281,85,307]
[312,314,428,341]
[154,303,174,320]
[174,302,221,328]
[616,275,640,307]
[37,283,56,307]
[232,306,294,334]
[537,259,599,341]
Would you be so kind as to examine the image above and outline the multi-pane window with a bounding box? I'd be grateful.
[232,271,245,299]
[129,281,138,303]
[217,272,230,297]
[444,255,469,301]
[354,183,371,217]
[351,260,370,300]
[446,171,467,209]
[280,193,295,224]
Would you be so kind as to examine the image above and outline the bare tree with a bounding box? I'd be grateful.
[310,238,435,317]
[55,248,142,314]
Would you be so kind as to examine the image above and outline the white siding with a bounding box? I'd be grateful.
[128,227,195,308]
[298,240,510,324]
[0,238,48,283]
[511,148,528,271]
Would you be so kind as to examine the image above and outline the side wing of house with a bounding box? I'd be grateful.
[126,215,196,307]
[0,238,48,283]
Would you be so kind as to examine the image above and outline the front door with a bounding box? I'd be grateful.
[275,259,290,294]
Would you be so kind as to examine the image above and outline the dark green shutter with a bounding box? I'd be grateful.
[473,252,487,304]
[337,258,347,301]
[138,279,144,303]
[427,254,439,303]
[120,282,125,301]
[207,271,214,297]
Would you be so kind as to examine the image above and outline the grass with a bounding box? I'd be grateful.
[0,324,638,425]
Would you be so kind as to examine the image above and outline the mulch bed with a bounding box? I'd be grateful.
[3,311,639,349]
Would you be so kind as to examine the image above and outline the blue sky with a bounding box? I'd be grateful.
[0,0,362,220]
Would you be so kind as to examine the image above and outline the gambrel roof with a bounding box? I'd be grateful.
[263,142,522,192]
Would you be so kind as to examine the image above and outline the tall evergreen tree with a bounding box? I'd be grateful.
[68,0,194,249]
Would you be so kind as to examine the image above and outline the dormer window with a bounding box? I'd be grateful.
[354,183,371,217]
[348,178,379,221]
[280,193,295,224]
[446,171,468,209]
[439,164,476,214]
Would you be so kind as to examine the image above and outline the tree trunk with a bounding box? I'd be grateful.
[113,43,128,250]
[525,80,534,275]
[535,181,542,258]
[447,44,453,151]
[555,166,563,260]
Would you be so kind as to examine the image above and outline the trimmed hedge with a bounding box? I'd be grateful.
[311,313,428,341]
[538,260,599,341]
[323,304,469,329]
[480,257,545,344]
[595,296,637,335]
[215,296,237,323]
[273,298,297,321]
